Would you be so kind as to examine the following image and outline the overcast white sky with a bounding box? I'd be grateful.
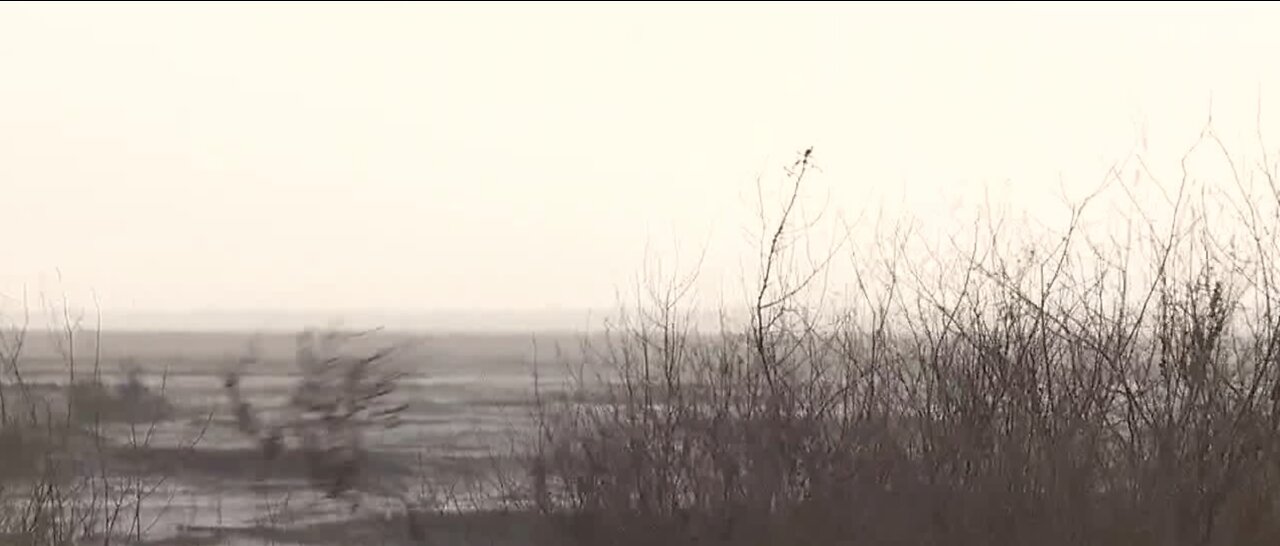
[2,2,1280,328]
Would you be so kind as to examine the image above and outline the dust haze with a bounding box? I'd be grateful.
[3,3,1280,545]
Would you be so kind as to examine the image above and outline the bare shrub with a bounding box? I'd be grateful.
[67,366,174,426]
[519,133,1280,546]
[0,299,185,545]
[223,327,416,530]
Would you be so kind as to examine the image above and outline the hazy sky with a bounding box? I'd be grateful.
[3,2,1280,326]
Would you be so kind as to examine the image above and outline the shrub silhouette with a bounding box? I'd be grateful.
[223,328,406,500]
[518,141,1280,546]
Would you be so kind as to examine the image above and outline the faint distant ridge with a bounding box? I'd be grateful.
[97,307,734,333]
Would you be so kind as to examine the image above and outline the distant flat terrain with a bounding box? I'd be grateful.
[1,328,599,543]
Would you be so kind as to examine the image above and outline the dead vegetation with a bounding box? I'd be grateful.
[7,124,1280,546]
[221,328,425,538]
[0,303,190,545]
[519,132,1280,546]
